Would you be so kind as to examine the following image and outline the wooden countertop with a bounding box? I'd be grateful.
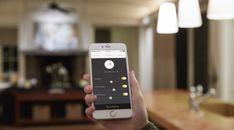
[143,89,234,130]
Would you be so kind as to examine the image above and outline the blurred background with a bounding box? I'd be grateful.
[0,0,233,130]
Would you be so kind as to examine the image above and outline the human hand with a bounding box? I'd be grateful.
[83,71,149,130]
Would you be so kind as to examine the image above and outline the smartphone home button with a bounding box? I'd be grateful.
[110,110,117,117]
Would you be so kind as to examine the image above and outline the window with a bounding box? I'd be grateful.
[2,46,18,73]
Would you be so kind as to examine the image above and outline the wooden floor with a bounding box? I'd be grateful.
[0,124,106,130]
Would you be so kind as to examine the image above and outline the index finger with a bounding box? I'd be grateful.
[83,74,91,83]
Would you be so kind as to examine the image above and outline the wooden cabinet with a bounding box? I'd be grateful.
[11,89,91,126]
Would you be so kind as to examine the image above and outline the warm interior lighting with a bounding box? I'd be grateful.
[178,0,202,28]
[207,0,234,20]
[157,2,178,34]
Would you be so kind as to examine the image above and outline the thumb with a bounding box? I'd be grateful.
[129,71,141,97]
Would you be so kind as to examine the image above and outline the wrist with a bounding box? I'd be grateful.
[141,121,158,130]
[132,119,149,130]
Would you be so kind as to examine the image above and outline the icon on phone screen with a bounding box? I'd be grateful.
[104,60,114,69]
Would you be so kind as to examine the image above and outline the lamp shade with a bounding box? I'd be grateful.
[157,2,178,34]
[178,0,202,28]
[207,0,234,20]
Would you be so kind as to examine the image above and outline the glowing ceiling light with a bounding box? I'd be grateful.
[178,0,202,28]
[207,0,234,20]
[157,2,178,34]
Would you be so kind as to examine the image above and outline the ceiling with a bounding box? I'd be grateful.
[0,0,167,27]
[86,0,166,19]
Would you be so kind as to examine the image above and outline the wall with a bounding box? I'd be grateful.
[111,27,139,78]
[209,20,234,103]
[154,34,176,89]
[0,28,17,46]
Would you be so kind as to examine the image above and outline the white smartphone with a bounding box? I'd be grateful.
[89,43,132,119]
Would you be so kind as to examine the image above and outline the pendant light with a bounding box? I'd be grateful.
[178,0,202,28]
[157,2,178,34]
[207,0,234,20]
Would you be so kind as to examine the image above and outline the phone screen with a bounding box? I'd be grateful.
[91,50,131,110]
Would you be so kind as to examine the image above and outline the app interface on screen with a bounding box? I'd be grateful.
[91,50,131,110]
